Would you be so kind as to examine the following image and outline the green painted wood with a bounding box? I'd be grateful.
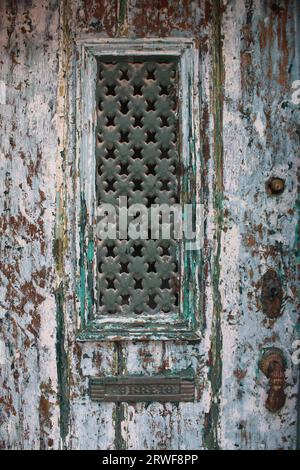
[76,39,202,341]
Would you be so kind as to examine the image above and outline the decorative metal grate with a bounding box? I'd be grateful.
[95,57,180,316]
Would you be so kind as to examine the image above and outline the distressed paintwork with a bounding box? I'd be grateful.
[0,0,299,450]
[76,37,202,341]
[220,0,299,449]
[0,0,60,449]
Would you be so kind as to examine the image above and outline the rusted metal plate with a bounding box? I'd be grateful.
[90,375,195,402]
[260,269,283,319]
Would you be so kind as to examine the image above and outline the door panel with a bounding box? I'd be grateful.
[220,0,299,449]
[66,0,213,451]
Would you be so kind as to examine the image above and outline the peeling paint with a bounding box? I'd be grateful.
[203,0,223,450]
[0,0,298,451]
[0,81,6,104]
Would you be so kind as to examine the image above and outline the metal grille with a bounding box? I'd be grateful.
[95,57,180,316]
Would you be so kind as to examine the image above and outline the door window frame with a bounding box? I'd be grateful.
[75,38,202,341]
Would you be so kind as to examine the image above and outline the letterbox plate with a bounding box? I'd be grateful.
[89,375,195,402]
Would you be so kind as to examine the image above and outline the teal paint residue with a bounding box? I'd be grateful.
[87,234,95,320]
[295,157,300,450]
[294,185,300,266]
[295,322,300,338]
[118,0,127,26]
[79,192,87,327]
[55,282,69,446]
[78,194,95,326]
[294,183,300,341]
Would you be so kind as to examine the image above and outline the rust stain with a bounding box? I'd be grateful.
[233,368,247,381]
[259,3,288,86]
[267,14,274,82]
[26,148,43,188]
[244,233,256,248]
[128,0,204,37]
[276,1,288,86]
[262,333,280,344]
[39,395,53,430]
[92,350,102,369]
[0,393,17,417]
[0,214,45,253]
[259,20,267,51]
[254,223,264,240]
[240,7,254,99]
[78,0,117,35]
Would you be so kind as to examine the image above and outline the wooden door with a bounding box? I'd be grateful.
[0,0,299,450]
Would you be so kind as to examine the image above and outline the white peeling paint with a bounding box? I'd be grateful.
[0,337,6,365]
[254,112,266,139]
[0,81,6,104]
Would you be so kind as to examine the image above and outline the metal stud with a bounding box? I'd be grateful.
[266,177,285,195]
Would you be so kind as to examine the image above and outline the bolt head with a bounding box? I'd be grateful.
[266,177,285,195]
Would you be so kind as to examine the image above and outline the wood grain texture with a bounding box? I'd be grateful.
[220,0,299,450]
[0,0,60,449]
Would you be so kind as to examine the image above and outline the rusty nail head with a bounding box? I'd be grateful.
[266,177,285,195]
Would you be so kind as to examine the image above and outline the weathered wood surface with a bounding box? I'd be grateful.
[0,0,60,449]
[0,0,299,450]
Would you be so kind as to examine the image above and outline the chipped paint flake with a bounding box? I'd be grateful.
[0,81,6,105]
[254,111,266,139]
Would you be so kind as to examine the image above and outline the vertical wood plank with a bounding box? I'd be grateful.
[221,0,299,449]
[0,0,60,449]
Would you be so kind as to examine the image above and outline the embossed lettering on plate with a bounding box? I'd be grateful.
[89,376,195,402]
